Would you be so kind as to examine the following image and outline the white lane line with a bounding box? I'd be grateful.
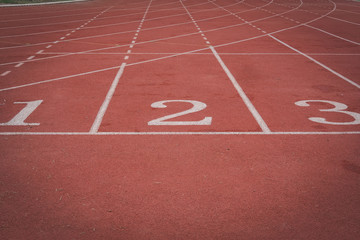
[269,34,360,89]
[36,50,44,54]
[0,65,120,92]
[0,0,262,50]
[327,15,360,26]
[46,45,52,48]
[1,71,11,77]
[0,0,295,57]
[90,63,126,133]
[0,1,230,31]
[0,1,336,91]
[1,131,359,136]
[259,2,359,46]
[27,56,35,60]
[39,52,360,56]
[306,24,360,45]
[209,46,271,133]
[89,1,152,133]
[15,62,24,67]
[184,0,266,132]
[60,37,65,40]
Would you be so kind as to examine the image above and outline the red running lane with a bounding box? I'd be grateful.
[0,0,360,239]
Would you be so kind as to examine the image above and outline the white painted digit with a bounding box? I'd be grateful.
[295,100,360,125]
[148,100,212,126]
[0,100,43,126]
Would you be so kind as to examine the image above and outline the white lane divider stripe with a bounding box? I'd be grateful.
[1,71,11,77]
[0,6,114,78]
[269,35,360,89]
[1,131,359,136]
[209,46,271,133]
[90,63,126,133]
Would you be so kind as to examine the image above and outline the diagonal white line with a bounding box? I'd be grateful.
[209,46,271,133]
[269,34,360,89]
[90,63,126,133]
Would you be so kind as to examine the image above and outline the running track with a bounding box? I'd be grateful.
[0,0,359,239]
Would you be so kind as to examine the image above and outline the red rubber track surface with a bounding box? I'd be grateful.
[0,0,359,239]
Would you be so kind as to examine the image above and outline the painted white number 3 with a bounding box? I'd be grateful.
[0,100,43,126]
[148,100,212,125]
[295,100,360,125]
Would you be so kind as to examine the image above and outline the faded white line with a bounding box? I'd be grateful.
[90,63,126,133]
[209,46,271,133]
[306,24,360,45]
[0,131,359,136]
[269,34,360,89]
[1,71,11,77]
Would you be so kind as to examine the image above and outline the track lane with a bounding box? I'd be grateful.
[0,2,359,239]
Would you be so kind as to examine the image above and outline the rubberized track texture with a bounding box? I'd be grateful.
[0,0,359,239]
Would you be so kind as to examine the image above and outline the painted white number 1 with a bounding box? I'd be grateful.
[0,100,43,126]
[295,100,360,125]
[148,100,212,125]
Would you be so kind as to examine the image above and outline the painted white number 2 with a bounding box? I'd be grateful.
[148,100,212,126]
[0,100,43,126]
[295,100,360,125]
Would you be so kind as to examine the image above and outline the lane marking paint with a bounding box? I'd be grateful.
[0,131,359,136]
[0,0,341,92]
[90,63,126,133]
[36,50,44,54]
[27,56,35,60]
[1,71,11,77]
[39,52,360,56]
[0,0,268,51]
[0,65,120,92]
[269,35,360,89]
[306,24,360,45]
[15,63,24,68]
[0,0,297,63]
[89,0,152,133]
[209,46,271,133]
[0,1,233,31]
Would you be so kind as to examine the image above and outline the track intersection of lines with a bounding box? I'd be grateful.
[0,0,359,239]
